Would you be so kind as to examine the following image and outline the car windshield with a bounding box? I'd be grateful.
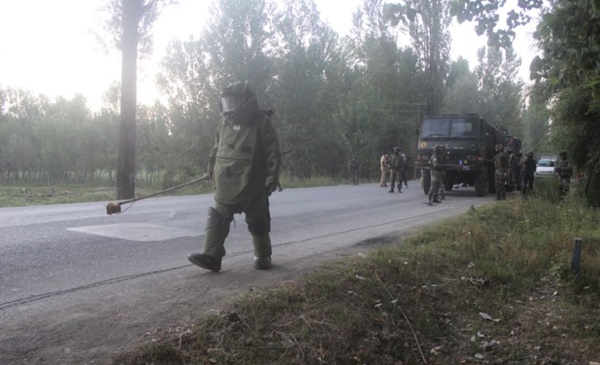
[421,117,479,138]
[538,160,555,167]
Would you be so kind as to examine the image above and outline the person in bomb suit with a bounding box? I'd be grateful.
[188,81,281,272]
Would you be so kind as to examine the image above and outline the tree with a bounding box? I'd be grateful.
[383,0,452,115]
[444,57,479,113]
[105,0,174,199]
[452,0,600,203]
[474,45,524,136]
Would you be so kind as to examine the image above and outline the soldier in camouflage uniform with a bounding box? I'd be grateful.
[438,145,447,200]
[428,145,444,205]
[554,150,573,197]
[188,81,281,272]
[388,147,402,193]
[493,144,508,200]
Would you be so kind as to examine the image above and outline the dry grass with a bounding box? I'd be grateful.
[115,195,600,365]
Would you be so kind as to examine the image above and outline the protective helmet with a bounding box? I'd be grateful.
[393,147,400,153]
[495,144,503,150]
[434,144,443,154]
[559,150,567,158]
[220,80,257,118]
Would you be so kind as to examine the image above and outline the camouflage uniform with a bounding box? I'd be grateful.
[554,151,573,197]
[399,149,408,188]
[188,81,281,272]
[507,150,517,189]
[388,147,402,193]
[428,145,444,205]
[438,146,447,200]
[493,144,508,200]
[521,152,536,195]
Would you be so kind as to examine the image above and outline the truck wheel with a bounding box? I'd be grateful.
[475,167,486,197]
[421,170,431,195]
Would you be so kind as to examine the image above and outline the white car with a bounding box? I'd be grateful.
[536,158,556,177]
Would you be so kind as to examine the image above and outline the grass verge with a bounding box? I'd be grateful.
[0,176,354,208]
[115,195,600,365]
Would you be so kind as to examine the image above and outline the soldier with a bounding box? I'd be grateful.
[515,152,523,191]
[493,144,509,200]
[348,156,359,185]
[507,148,518,190]
[428,145,444,205]
[188,81,281,272]
[379,151,389,187]
[388,147,402,193]
[398,148,409,189]
[521,151,536,196]
[438,145,447,200]
[555,150,573,197]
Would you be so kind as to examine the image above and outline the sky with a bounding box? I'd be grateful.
[0,0,537,112]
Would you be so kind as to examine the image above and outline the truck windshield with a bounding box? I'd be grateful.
[421,117,479,138]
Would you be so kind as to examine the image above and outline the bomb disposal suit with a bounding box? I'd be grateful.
[187,81,281,272]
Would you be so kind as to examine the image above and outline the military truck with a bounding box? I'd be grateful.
[415,114,505,197]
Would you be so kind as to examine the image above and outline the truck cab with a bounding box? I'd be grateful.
[415,114,503,197]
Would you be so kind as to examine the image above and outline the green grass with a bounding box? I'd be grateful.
[114,194,600,365]
[0,175,358,208]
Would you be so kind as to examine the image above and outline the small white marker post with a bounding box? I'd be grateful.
[571,237,582,275]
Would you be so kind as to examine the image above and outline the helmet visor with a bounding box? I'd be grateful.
[221,95,245,114]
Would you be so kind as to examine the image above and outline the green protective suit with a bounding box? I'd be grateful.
[208,102,281,208]
[203,82,281,260]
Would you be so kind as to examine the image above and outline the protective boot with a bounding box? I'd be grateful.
[187,253,222,272]
[428,191,434,206]
[188,207,230,272]
[252,233,272,270]
[501,192,506,200]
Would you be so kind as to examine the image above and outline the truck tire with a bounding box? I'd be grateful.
[475,167,486,197]
[421,169,431,195]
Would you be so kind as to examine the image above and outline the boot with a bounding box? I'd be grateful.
[252,234,273,270]
[187,253,222,272]
[189,207,229,272]
[254,256,272,270]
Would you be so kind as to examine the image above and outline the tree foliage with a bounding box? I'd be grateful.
[0,0,540,199]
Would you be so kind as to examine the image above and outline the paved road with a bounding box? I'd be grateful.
[0,181,493,364]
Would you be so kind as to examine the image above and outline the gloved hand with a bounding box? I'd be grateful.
[265,176,278,195]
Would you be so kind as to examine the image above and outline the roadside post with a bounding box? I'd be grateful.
[571,237,582,275]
